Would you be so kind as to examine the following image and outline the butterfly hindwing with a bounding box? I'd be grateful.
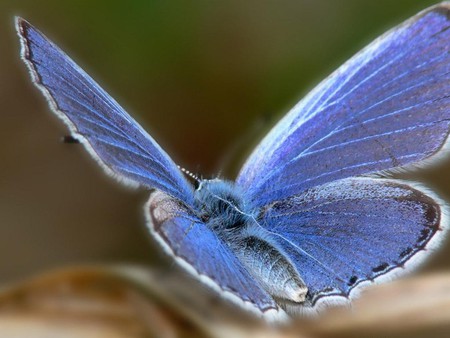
[237,4,450,208]
[145,190,285,319]
[258,177,446,312]
[16,18,193,203]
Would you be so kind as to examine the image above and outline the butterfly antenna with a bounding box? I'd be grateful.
[179,166,201,185]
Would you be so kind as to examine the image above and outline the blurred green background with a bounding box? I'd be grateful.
[0,0,448,286]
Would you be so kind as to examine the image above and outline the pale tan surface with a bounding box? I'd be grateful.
[0,265,449,338]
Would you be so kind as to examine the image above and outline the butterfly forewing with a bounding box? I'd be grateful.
[16,18,193,203]
[237,4,450,208]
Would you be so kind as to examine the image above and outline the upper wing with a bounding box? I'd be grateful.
[145,190,285,320]
[16,18,193,203]
[257,177,447,313]
[237,4,450,208]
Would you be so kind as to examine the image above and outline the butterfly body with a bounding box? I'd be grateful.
[16,3,450,321]
[191,178,308,303]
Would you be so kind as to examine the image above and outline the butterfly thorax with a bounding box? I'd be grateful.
[193,179,252,235]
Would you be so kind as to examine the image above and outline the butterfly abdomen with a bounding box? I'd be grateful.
[234,236,308,303]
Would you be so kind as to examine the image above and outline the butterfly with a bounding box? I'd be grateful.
[16,3,450,321]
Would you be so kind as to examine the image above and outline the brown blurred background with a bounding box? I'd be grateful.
[0,0,448,287]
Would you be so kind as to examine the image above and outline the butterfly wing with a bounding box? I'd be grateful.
[16,19,284,318]
[145,190,285,320]
[258,177,447,312]
[237,4,450,208]
[16,18,193,203]
[236,4,450,312]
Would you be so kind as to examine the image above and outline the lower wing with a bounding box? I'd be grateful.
[258,177,447,314]
[145,190,286,320]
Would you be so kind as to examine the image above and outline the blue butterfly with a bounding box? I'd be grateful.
[16,3,450,321]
